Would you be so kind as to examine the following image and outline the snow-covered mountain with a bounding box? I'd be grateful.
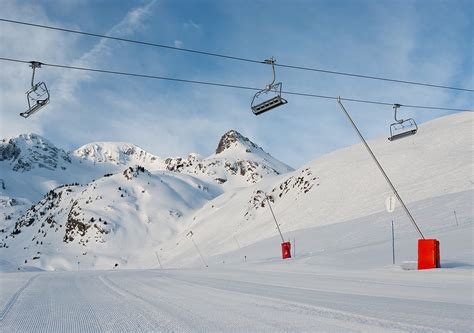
[0,130,290,221]
[2,166,220,270]
[1,112,472,271]
[0,130,290,200]
[73,141,161,167]
[0,129,293,269]
[161,130,293,188]
[0,133,71,172]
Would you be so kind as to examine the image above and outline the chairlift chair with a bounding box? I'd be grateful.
[20,61,50,118]
[388,104,418,141]
[251,57,287,115]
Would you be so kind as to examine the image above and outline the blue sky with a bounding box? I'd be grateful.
[0,0,472,167]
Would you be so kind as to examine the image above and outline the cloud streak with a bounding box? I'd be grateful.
[52,0,157,108]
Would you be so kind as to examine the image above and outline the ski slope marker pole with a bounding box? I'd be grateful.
[293,237,296,258]
[391,220,395,265]
[155,251,163,269]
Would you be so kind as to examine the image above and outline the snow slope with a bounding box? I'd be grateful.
[0,261,472,332]
[160,111,473,267]
[1,166,220,271]
[1,201,473,333]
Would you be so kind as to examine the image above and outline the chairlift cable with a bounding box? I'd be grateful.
[0,18,472,93]
[0,57,471,113]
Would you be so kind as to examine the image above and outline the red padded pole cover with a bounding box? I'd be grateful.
[281,242,291,259]
[418,239,440,270]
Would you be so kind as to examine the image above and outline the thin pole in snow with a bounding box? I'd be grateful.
[293,237,296,258]
[155,251,163,269]
[234,236,241,249]
[265,194,285,243]
[391,220,395,265]
[336,98,425,239]
[453,209,459,227]
[191,239,208,268]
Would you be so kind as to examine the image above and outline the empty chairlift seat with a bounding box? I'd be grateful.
[251,82,287,115]
[20,61,50,118]
[388,104,418,141]
[250,57,288,115]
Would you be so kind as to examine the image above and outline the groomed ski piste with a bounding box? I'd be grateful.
[0,112,473,332]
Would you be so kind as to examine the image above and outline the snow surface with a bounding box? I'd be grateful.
[0,112,472,331]
[0,211,472,332]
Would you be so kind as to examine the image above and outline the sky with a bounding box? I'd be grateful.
[0,0,472,168]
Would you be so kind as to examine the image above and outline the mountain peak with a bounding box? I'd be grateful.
[215,130,261,154]
[73,141,160,166]
[0,133,70,172]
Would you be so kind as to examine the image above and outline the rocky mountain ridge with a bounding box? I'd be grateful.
[0,134,71,172]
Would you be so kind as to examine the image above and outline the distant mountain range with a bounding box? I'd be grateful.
[0,130,294,270]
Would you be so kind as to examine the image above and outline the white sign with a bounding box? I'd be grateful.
[385,195,396,213]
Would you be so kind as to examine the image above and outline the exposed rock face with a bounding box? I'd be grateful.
[215,130,260,154]
[0,141,21,161]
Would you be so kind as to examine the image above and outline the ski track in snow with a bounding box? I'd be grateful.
[0,273,103,333]
[0,274,38,321]
[1,268,472,332]
[153,271,465,332]
[97,273,194,331]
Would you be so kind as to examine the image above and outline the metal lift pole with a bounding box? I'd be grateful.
[266,194,285,242]
[191,239,208,268]
[336,97,425,239]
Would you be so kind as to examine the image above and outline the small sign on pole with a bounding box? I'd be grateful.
[385,195,396,213]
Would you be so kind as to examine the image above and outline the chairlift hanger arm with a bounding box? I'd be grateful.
[29,61,43,88]
[393,103,403,123]
[263,57,276,90]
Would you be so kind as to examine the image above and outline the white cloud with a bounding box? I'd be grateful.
[52,0,157,108]
[174,40,183,48]
[183,20,200,30]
